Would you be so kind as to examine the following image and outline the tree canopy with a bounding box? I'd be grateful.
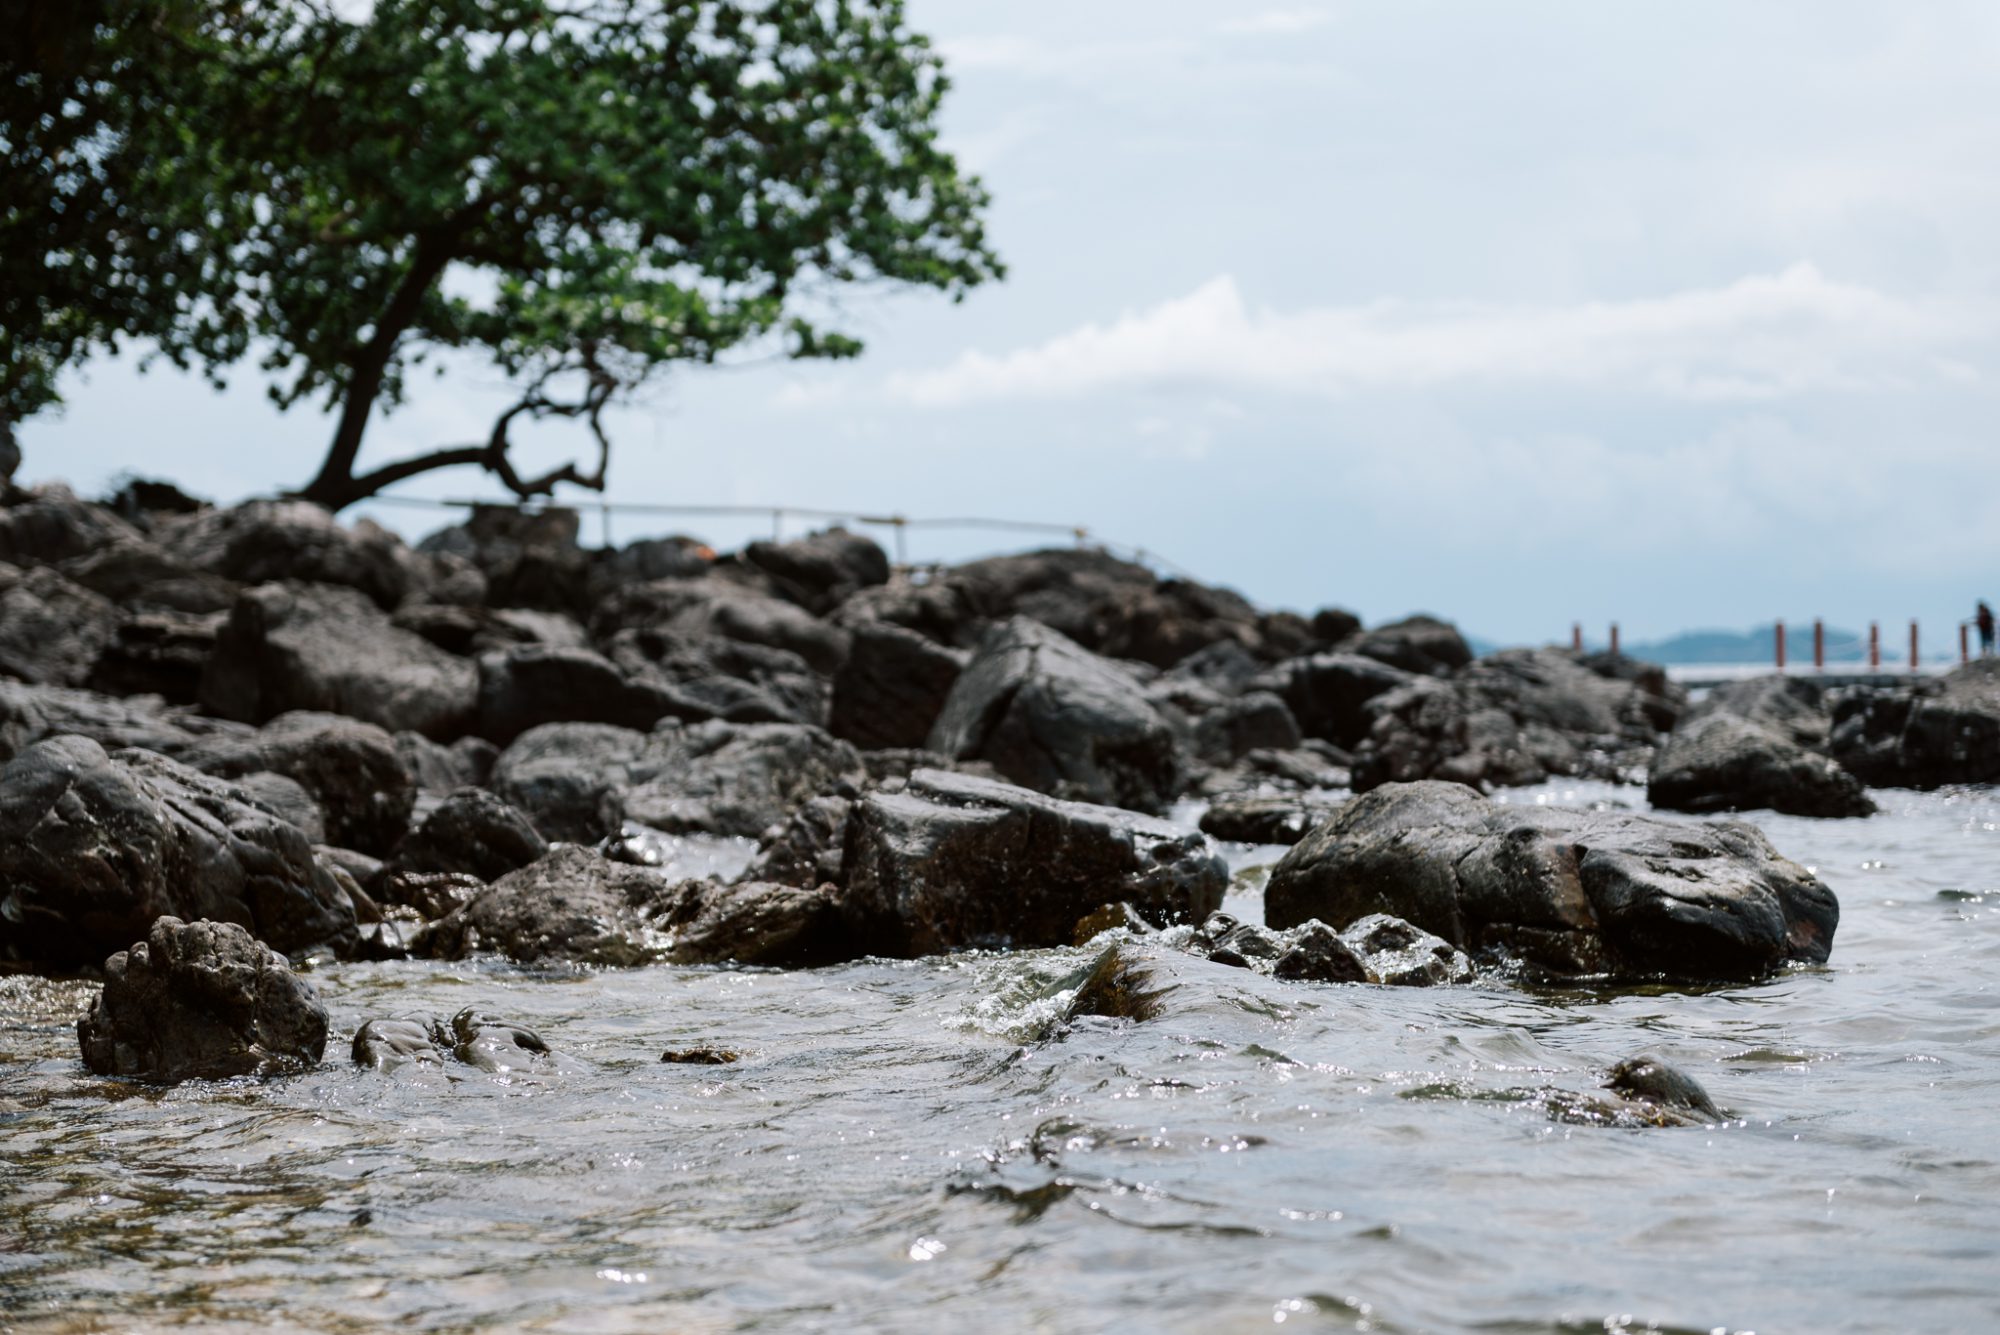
[2,0,1002,508]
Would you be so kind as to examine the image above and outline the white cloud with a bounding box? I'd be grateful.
[1219,9,1332,37]
[887,265,1992,407]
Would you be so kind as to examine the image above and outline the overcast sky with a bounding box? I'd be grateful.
[24,0,2000,648]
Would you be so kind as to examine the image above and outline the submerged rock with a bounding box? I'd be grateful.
[1064,944,1173,1023]
[77,917,328,1083]
[1182,909,1468,986]
[1604,1054,1722,1123]
[351,1008,554,1073]
[1264,779,1838,981]
[841,769,1227,956]
[1198,795,1343,846]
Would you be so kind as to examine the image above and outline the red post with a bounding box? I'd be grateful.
[1910,620,1919,672]
[1869,621,1880,669]
[1814,619,1824,670]
[1572,623,1582,653]
[1963,623,1971,664]
[1775,619,1786,671]
[1610,622,1620,659]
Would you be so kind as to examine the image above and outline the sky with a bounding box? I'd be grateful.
[22,0,2000,649]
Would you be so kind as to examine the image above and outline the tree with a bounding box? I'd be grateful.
[0,1,257,450]
[7,0,1001,509]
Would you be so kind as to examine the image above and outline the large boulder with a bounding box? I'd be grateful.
[1348,615,1474,676]
[0,565,119,687]
[1648,713,1875,819]
[59,538,240,615]
[593,577,850,675]
[172,711,416,857]
[490,719,865,843]
[201,582,478,737]
[1683,674,1833,751]
[0,484,142,567]
[417,844,849,967]
[743,527,891,615]
[77,917,329,1083]
[927,617,1182,813]
[387,787,547,883]
[1264,780,1839,981]
[841,769,1228,956]
[603,628,830,728]
[0,737,357,966]
[417,504,593,613]
[475,643,677,744]
[87,609,224,703]
[1829,660,2000,788]
[0,679,248,763]
[1255,652,1414,749]
[1353,647,1672,792]
[158,499,418,610]
[829,623,967,750]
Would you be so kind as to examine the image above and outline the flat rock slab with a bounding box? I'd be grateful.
[1264,779,1838,981]
[78,917,328,1083]
[842,768,1227,956]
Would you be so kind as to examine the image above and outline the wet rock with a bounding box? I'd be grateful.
[387,787,547,883]
[928,617,1182,813]
[417,505,592,612]
[1189,910,1283,968]
[60,539,239,615]
[1150,678,1302,768]
[1071,901,1158,945]
[841,769,1227,955]
[0,736,358,966]
[159,499,418,610]
[351,1017,445,1069]
[395,731,496,796]
[491,718,863,845]
[829,622,967,751]
[744,527,891,615]
[831,572,984,648]
[1604,1055,1722,1122]
[1684,674,1833,751]
[740,794,852,889]
[1829,660,2000,788]
[378,870,484,921]
[1165,639,1268,695]
[1199,795,1341,846]
[1271,921,1370,983]
[595,578,850,676]
[1340,913,1475,986]
[77,917,328,1083]
[1648,713,1875,818]
[350,917,415,962]
[438,1008,551,1072]
[1064,943,1172,1022]
[0,565,119,687]
[1264,779,1838,981]
[200,582,478,738]
[1348,614,1474,676]
[661,1046,740,1064]
[0,680,250,765]
[174,711,416,858]
[667,878,858,968]
[417,845,690,966]
[603,628,831,729]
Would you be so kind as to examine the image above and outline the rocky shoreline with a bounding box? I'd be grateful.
[4,474,1995,1093]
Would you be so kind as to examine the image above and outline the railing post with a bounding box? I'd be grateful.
[1814,618,1824,670]
[1775,619,1786,672]
[1963,623,1971,664]
[1572,623,1583,653]
[1869,621,1880,669]
[1910,619,1920,672]
[1609,622,1620,660]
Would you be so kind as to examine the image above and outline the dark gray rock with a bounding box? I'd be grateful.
[490,722,646,842]
[928,617,1182,813]
[1829,660,2000,788]
[594,578,850,676]
[0,679,248,763]
[351,1017,446,1069]
[1604,1055,1722,1122]
[378,870,484,921]
[1257,652,1414,749]
[77,917,328,1083]
[173,711,416,858]
[603,628,830,729]
[0,484,142,567]
[1349,615,1474,676]
[1649,713,1875,818]
[740,794,852,889]
[829,622,967,750]
[394,731,497,796]
[743,527,891,615]
[388,787,547,883]
[87,609,223,702]
[1339,913,1475,986]
[1684,674,1833,751]
[1198,795,1341,846]
[1265,779,1838,981]
[159,499,418,610]
[417,504,592,613]
[201,582,479,738]
[475,643,676,744]
[60,538,239,615]
[841,769,1227,956]
[232,771,326,843]
[0,565,119,687]
[667,877,859,967]
[1272,921,1370,983]
[0,737,358,966]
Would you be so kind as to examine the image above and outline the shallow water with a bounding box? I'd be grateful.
[3,784,1998,1334]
